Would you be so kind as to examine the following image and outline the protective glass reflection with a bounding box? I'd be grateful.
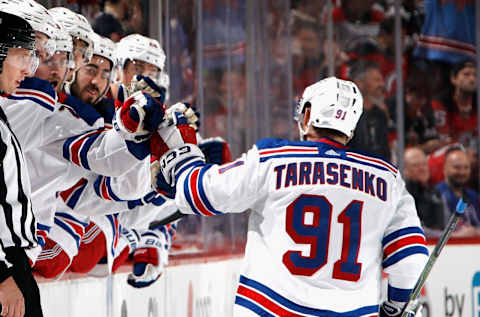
[73,39,93,65]
[130,60,160,83]
[42,53,69,69]
[83,64,112,81]
[4,48,40,76]
[35,33,56,59]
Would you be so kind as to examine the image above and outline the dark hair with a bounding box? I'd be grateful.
[450,60,475,78]
[349,60,380,82]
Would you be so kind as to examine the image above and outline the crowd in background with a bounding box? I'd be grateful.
[58,0,479,242]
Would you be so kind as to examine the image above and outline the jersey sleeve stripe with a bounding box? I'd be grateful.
[382,227,425,246]
[383,235,426,257]
[59,178,88,209]
[55,212,89,228]
[105,177,122,201]
[237,275,379,316]
[183,167,202,215]
[197,165,222,215]
[63,130,101,167]
[387,285,412,302]
[189,168,216,216]
[106,215,119,256]
[79,132,103,170]
[54,217,82,248]
[382,246,429,268]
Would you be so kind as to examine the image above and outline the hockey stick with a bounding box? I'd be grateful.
[149,210,185,228]
[400,198,467,317]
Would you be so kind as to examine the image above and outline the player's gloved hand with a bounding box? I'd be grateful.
[165,102,200,131]
[120,228,141,254]
[127,230,167,288]
[379,300,421,317]
[198,137,232,165]
[114,91,165,142]
[127,75,166,103]
[150,158,175,198]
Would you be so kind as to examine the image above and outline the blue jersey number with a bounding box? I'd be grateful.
[282,194,363,281]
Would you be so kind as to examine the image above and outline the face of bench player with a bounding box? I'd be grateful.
[0,48,37,94]
[122,59,160,86]
[71,55,112,104]
[35,51,69,93]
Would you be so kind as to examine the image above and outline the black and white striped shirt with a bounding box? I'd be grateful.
[0,102,37,268]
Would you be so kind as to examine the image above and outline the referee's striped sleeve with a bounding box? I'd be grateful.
[0,112,37,255]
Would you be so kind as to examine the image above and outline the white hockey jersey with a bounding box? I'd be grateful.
[1,78,151,250]
[175,138,428,316]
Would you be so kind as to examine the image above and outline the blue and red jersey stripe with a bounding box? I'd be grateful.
[382,227,428,268]
[183,165,223,216]
[235,275,379,316]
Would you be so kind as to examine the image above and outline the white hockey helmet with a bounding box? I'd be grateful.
[295,77,363,140]
[48,7,94,63]
[91,33,117,71]
[50,19,74,69]
[116,34,166,71]
[0,0,57,57]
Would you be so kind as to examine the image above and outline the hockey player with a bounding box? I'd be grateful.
[33,33,160,279]
[116,34,165,87]
[34,19,73,93]
[48,7,94,74]
[0,11,43,317]
[0,1,167,271]
[149,77,429,316]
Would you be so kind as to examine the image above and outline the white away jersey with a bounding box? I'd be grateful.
[175,138,428,316]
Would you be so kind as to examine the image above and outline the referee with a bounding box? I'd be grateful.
[0,11,43,317]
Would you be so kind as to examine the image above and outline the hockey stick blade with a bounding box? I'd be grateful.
[400,198,467,316]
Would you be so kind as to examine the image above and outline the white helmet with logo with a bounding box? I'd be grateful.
[91,33,117,70]
[0,0,57,56]
[116,33,166,71]
[295,76,363,140]
[49,7,94,62]
[50,18,74,69]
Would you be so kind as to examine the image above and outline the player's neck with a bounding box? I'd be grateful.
[306,134,347,145]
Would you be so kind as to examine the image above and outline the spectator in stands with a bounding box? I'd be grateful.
[93,0,125,42]
[435,145,480,237]
[403,147,444,236]
[292,22,323,92]
[348,17,408,97]
[431,61,477,145]
[93,0,144,42]
[333,0,385,52]
[387,70,439,154]
[348,60,391,160]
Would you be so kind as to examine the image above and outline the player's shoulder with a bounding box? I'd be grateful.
[254,138,323,161]
[343,147,399,177]
[255,138,311,150]
[58,93,103,127]
[10,77,57,112]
